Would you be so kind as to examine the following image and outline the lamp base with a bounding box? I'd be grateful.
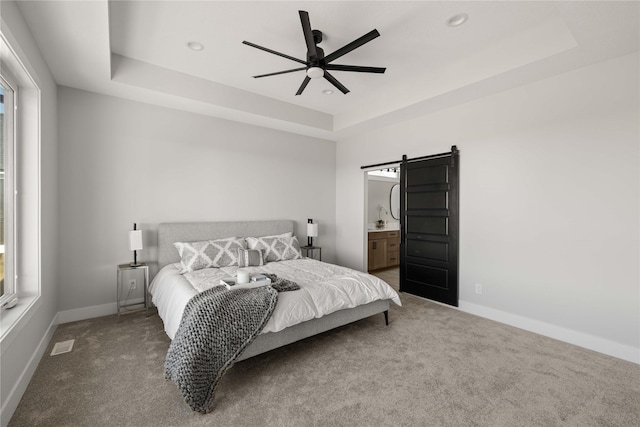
[130,250,142,267]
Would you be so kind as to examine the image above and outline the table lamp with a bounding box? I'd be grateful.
[129,223,143,266]
[307,218,318,247]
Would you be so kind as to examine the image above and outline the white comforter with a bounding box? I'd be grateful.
[149,258,401,340]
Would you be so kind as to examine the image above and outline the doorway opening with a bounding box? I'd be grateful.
[365,165,401,291]
[362,146,460,305]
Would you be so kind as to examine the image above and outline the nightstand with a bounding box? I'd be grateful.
[117,262,149,319]
[301,246,322,261]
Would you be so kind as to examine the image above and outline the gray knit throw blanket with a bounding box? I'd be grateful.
[262,273,300,292]
[165,285,278,413]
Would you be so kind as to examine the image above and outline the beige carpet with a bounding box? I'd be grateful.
[9,280,640,426]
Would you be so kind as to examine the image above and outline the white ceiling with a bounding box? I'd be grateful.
[14,1,640,140]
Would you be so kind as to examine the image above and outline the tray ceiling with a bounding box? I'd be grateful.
[15,1,640,140]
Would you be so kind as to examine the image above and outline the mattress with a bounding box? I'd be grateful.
[149,257,401,340]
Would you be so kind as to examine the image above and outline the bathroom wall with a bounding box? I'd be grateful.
[367,174,399,229]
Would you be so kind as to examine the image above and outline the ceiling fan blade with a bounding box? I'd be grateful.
[242,41,307,65]
[324,29,380,64]
[325,64,386,74]
[299,11,318,60]
[295,76,311,96]
[253,67,307,78]
[324,71,350,94]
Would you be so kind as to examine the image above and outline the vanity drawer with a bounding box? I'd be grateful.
[387,238,400,251]
[386,230,400,238]
[387,252,399,266]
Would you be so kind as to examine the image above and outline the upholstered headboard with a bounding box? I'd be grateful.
[157,220,295,269]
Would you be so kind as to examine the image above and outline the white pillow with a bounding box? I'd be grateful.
[173,237,246,273]
[245,235,302,263]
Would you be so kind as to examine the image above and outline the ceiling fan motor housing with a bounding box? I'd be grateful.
[308,47,325,65]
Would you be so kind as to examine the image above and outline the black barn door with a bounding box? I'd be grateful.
[400,148,459,306]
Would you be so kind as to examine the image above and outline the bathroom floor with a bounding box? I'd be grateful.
[371,267,399,291]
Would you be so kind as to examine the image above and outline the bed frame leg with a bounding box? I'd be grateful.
[384,310,389,326]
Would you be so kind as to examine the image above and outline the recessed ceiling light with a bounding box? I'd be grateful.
[187,41,204,51]
[322,89,334,95]
[447,13,468,27]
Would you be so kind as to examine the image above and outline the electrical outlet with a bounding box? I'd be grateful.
[129,279,137,290]
[475,283,483,295]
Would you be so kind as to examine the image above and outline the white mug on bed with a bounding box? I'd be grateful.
[237,270,250,285]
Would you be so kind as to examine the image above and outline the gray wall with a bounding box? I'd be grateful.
[367,178,398,227]
[336,52,640,362]
[57,87,336,316]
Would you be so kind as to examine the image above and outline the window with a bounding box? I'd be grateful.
[0,72,16,308]
[0,27,40,337]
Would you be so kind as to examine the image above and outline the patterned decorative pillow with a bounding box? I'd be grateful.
[237,248,265,267]
[246,235,302,263]
[174,237,246,273]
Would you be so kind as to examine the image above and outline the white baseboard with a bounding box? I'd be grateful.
[1,313,58,427]
[57,298,144,324]
[59,298,639,363]
[458,301,640,365]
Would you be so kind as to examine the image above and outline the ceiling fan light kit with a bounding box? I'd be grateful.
[306,67,324,79]
[243,10,386,95]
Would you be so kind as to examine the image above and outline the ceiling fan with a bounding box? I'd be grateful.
[242,10,386,95]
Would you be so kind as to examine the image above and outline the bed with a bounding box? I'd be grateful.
[150,219,401,362]
[150,220,401,412]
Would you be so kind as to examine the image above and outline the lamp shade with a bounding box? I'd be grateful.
[307,223,318,238]
[129,229,143,251]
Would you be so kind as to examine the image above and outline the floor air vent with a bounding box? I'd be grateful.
[50,339,75,356]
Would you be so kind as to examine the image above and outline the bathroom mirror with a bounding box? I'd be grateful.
[390,184,400,220]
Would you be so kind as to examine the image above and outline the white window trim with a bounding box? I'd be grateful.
[0,71,17,310]
[0,28,41,342]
